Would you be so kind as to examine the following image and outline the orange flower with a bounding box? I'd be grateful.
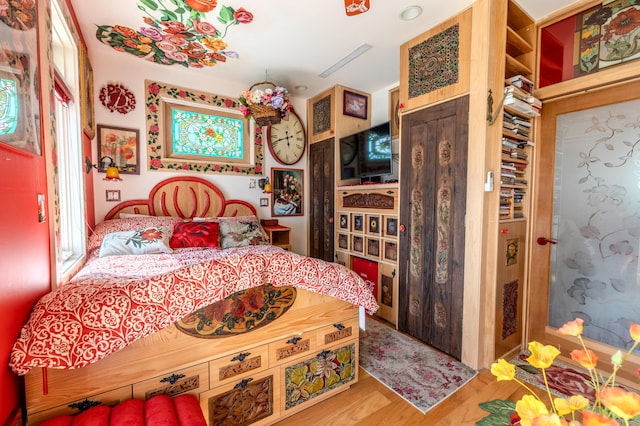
[630,322,640,342]
[570,348,598,369]
[557,318,584,337]
[531,413,567,426]
[581,410,619,426]
[598,387,640,419]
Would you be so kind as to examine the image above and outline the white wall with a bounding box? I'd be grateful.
[90,46,397,255]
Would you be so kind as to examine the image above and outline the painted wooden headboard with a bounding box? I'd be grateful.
[104,177,257,221]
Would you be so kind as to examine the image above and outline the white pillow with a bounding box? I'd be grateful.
[99,226,173,257]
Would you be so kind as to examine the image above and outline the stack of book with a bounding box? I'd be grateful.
[503,110,532,140]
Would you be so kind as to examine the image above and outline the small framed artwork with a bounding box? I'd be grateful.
[79,44,95,139]
[384,241,397,261]
[106,189,121,202]
[352,214,363,232]
[343,90,367,119]
[385,217,398,237]
[260,198,269,207]
[367,238,380,258]
[338,234,348,250]
[272,168,303,216]
[339,213,349,230]
[368,216,380,234]
[352,236,364,253]
[97,125,140,174]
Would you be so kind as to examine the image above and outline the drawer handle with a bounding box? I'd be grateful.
[231,352,251,362]
[333,323,345,331]
[68,399,101,413]
[287,336,302,345]
[317,350,332,358]
[234,378,254,389]
[160,373,186,385]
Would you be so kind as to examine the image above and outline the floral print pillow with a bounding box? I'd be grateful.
[169,221,220,249]
[219,219,268,249]
[99,226,173,257]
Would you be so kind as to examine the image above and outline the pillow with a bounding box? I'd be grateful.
[218,215,269,241]
[98,226,173,257]
[219,216,268,249]
[170,221,220,249]
[89,216,180,252]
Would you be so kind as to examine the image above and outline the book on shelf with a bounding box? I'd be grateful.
[507,75,534,94]
[504,95,540,117]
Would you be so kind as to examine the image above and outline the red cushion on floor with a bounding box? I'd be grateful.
[144,395,179,426]
[71,405,111,426]
[172,394,206,426]
[39,416,73,426]
[110,398,144,426]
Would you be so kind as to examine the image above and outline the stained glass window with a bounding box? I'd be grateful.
[0,77,19,136]
[170,108,244,159]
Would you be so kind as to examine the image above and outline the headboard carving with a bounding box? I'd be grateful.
[104,177,257,221]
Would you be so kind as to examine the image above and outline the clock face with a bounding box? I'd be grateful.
[267,110,306,165]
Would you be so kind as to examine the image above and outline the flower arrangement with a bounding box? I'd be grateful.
[238,84,290,123]
[491,318,640,426]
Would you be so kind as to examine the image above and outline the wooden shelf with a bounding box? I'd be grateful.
[505,54,532,79]
[506,26,533,57]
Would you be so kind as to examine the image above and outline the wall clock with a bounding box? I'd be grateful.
[267,109,306,165]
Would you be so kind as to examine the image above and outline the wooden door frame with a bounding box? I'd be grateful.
[528,81,640,385]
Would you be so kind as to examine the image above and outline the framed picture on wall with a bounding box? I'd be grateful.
[97,125,140,174]
[79,44,95,139]
[272,168,303,216]
[343,90,367,119]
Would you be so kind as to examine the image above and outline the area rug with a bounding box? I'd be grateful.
[359,316,477,414]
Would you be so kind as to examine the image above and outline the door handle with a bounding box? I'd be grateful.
[537,237,558,245]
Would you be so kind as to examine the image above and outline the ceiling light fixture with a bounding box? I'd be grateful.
[294,85,308,91]
[400,5,423,21]
[318,43,373,78]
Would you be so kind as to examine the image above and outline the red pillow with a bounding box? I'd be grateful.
[170,221,219,249]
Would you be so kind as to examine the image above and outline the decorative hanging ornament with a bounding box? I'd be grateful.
[99,83,136,114]
[344,0,370,16]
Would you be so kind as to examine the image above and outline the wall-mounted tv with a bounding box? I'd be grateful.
[339,122,392,183]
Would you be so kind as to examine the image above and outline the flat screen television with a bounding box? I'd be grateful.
[339,122,392,183]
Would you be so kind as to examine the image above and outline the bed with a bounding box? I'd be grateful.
[10,177,378,425]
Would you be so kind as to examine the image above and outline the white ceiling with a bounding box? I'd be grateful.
[69,0,581,99]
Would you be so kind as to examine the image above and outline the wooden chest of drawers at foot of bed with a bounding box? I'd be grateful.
[24,296,360,425]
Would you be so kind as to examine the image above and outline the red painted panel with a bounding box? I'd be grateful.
[0,145,50,423]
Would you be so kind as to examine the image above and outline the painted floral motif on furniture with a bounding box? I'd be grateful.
[502,280,518,339]
[410,189,423,277]
[95,0,253,69]
[435,180,451,284]
[284,343,356,410]
[176,284,297,338]
[208,376,274,424]
[408,23,459,98]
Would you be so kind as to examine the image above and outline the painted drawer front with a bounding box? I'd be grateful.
[200,367,280,426]
[315,317,358,347]
[268,331,317,366]
[29,385,132,425]
[132,362,209,400]
[209,344,269,388]
[283,342,356,411]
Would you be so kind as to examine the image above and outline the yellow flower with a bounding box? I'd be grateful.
[557,318,584,336]
[531,413,566,426]
[598,386,640,419]
[554,395,588,416]
[527,341,560,369]
[517,395,549,426]
[490,358,515,381]
[570,348,598,370]
[630,322,640,342]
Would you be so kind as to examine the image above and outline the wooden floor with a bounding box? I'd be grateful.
[275,319,540,425]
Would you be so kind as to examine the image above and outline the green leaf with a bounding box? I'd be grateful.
[517,364,540,375]
[219,5,234,23]
[160,9,178,21]
[139,0,158,11]
[476,399,516,426]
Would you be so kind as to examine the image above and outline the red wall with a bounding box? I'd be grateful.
[0,145,51,423]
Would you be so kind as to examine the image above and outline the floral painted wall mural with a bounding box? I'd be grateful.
[96,0,253,68]
[549,98,640,352]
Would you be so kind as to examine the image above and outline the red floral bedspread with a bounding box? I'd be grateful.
[9,245,378,375]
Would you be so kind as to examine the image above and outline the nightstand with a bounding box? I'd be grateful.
[263,225,291,250]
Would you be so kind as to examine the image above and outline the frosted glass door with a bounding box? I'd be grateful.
[548,97,640,351]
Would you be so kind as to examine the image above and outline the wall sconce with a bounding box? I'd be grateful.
[258,177,272,193]
[85,156,123,181]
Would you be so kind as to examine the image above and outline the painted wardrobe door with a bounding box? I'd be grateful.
[398,96,469,360]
